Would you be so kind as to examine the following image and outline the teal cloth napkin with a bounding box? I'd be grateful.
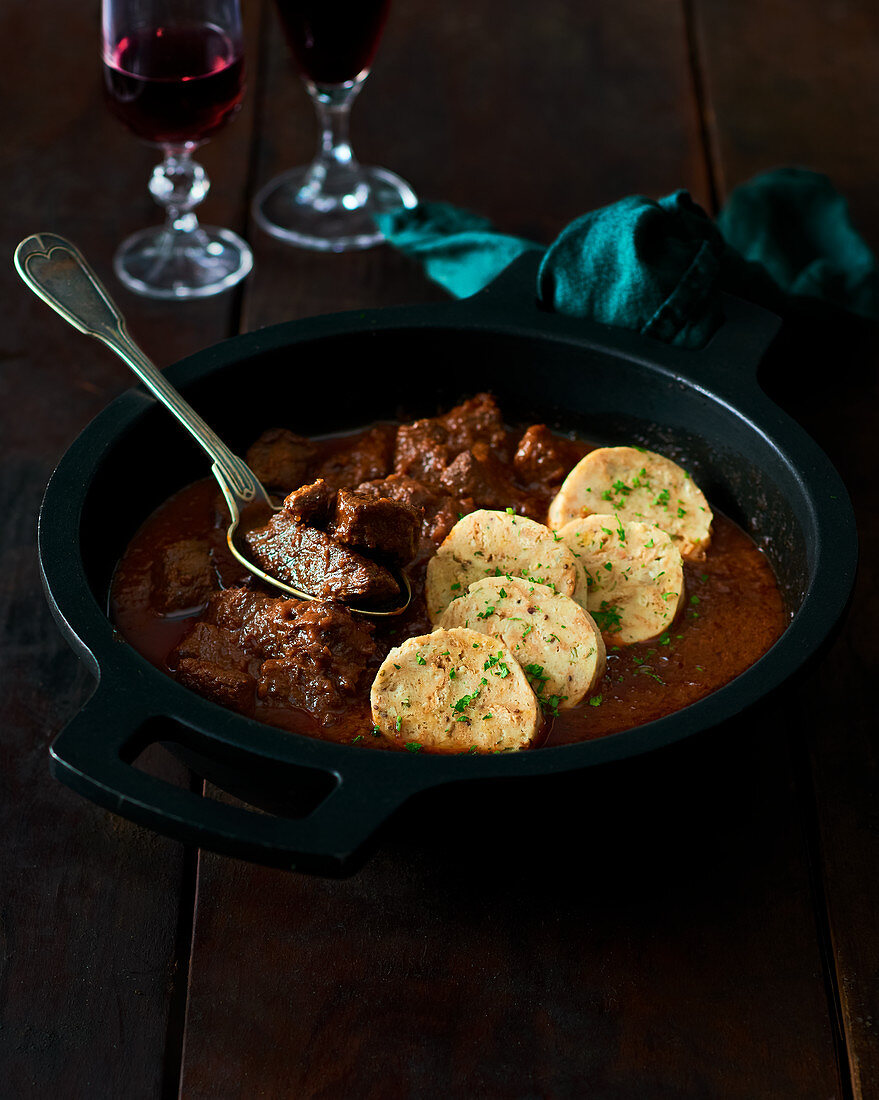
[376,168,878,348]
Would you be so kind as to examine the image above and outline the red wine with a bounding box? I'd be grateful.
[103,23,244,145]
[273,0,390,85]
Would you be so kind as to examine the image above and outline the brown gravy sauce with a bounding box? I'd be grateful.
[111,425,790,750]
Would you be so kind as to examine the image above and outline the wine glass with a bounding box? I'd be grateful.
[102,0,253,299]
[252,0,417,252]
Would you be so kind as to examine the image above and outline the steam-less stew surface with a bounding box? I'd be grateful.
[111,394,789,750]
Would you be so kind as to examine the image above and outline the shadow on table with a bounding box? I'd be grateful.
[373,687,801,916]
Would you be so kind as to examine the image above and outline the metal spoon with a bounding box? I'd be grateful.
[14,232,411,616]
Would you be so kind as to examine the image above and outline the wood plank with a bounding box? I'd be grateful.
[242,0,712,331]
[0,1,261,1094]
[178,2,844,1096]
[181,714,843,1099]
[689,0,879,243]
[689,1,879,1095]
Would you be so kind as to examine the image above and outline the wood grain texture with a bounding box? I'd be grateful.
[689,0,879,241]
[4,0,875,1095]
[178,711,842,1099]
[242,0,711,330]
[177,3,845,1097]
[0,1,259,1094]
[691,1,879,1095]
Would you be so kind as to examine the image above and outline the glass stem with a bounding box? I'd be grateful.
[301,79,368,211]
[150,146,210,236]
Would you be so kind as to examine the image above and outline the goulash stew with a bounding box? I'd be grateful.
[111,394,789,753]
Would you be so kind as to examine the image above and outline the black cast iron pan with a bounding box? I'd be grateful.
[38,255,857,875]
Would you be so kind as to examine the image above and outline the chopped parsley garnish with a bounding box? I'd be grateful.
[591,602,623,633]
[523,663,566,716]
[452,690,481,713]
[484,652,511,678]
[405,742,423,753]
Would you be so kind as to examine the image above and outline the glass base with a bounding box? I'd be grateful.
[113,225,253,300]
[252,165,417,252]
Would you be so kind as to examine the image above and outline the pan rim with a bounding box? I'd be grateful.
[38,298,858,783]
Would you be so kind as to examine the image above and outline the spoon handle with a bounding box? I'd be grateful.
[13,232,269,510]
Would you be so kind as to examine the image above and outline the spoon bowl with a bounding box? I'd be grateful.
[14,232,412,617]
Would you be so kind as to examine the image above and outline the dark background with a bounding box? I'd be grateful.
[2,1,877,1096]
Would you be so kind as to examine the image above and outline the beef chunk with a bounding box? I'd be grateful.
[393,418,453,484]
[331,488,420,566]
[152,538,214,613]
[205,589,307,657]
[173,622,250,670]
[176,658,256,716]
[356,474,472,561]
[280,479,337,526]
[513,424,582,487]
[244,515,400,606]
[245,428,316,491]
[393,394,511,486]
[257,602,381,723]
[440,393,509,457]
[182,588,380,725]
[315,425,395,489]
[438,449,531,513]
[258,656,339,720]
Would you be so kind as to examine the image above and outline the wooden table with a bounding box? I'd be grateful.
[3,2,878,1096]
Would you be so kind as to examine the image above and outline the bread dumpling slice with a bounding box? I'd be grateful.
[425,509,578,625]
[440,576,605,709]
[548,446,712,561]
[370,627,541,754]
[558,515,685,644]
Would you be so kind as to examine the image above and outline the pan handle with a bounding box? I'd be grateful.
[457,252,782,389]
[49,683,414,875]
